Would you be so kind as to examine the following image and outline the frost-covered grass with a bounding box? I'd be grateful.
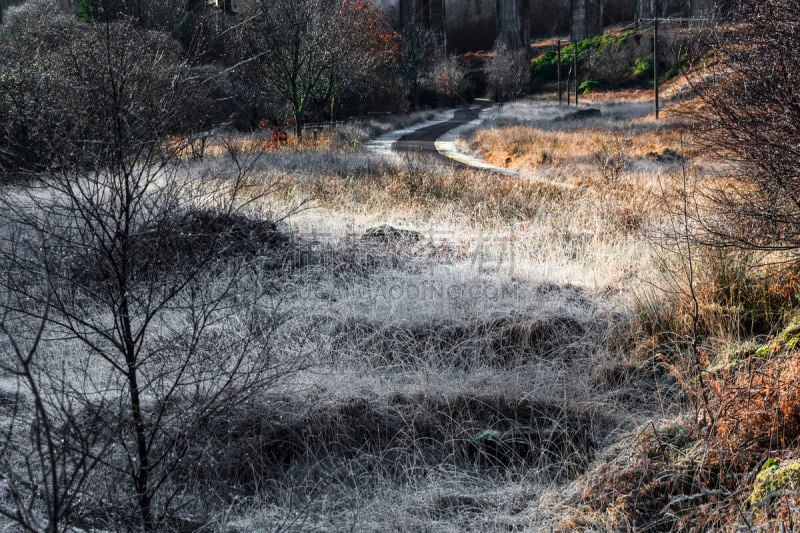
[0,99,694,531]
[179,101,680,528]
[480,99,657,130]
[190,110,439,159]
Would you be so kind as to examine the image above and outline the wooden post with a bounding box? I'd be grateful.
[330,93,336,130]
[567,65,571,106]
[568,0,574,107]
[574,41,579,106]
[654,3,659,120]
[557,39,562,105]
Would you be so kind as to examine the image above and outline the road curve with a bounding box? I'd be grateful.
[371,104,574,189]
[392,106,486,156]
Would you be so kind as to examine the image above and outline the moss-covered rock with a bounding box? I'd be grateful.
[749,458,800,508]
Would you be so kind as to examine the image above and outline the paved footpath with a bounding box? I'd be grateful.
[392,106,486,157]
[366,103,574,189]
[366,104,574,189]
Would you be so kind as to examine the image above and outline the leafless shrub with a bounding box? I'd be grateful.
[591,133,631,185]
[0,14,299,531]
[687,0,800,262]
[486,42,531,104]
[0,312,112,532]
[427,55,469,103]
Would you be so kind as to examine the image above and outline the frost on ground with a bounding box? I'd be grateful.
[480,100,657,130]
[210,233,664,532]
[0,99,682,532]
[201,100,678,530]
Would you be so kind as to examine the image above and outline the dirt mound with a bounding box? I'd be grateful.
[133,209,288,270]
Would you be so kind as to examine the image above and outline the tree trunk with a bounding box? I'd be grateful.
[120,293,155,530]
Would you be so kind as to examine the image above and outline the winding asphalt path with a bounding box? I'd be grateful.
[392,106,486,157]
[376,102,574,188]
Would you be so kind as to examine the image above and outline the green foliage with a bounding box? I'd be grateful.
[530,50,558,78]
[662,53,689,81]
[578,79,600,94]
[630,55,655,81]
[76,0,98,22]
[630,55,682,86]
[529,30,690,92]
[628,53,688,85]
[574,31,633,57]
[530,31,632,80]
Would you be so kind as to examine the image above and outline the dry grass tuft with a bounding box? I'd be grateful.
[466,122,699,175]
[553,418,741,532]
[636,253,800,347]
[293,159,570,225]
[707,353,800,466]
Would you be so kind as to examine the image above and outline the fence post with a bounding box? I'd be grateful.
[574,41,579,106]
[557,39,562,106]
[654,5,660,120]
[566,41,572,108]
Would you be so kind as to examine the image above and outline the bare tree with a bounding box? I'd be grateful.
[687,0,800,260]
[398,22,437,107]
[241,0,396,138]
[486,41,530,103]
[320,0,400,125]
[0,10,295,530]
[428,54,468,103]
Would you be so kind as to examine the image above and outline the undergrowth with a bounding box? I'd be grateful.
[530,29,691,92]
[570,224,800,530]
